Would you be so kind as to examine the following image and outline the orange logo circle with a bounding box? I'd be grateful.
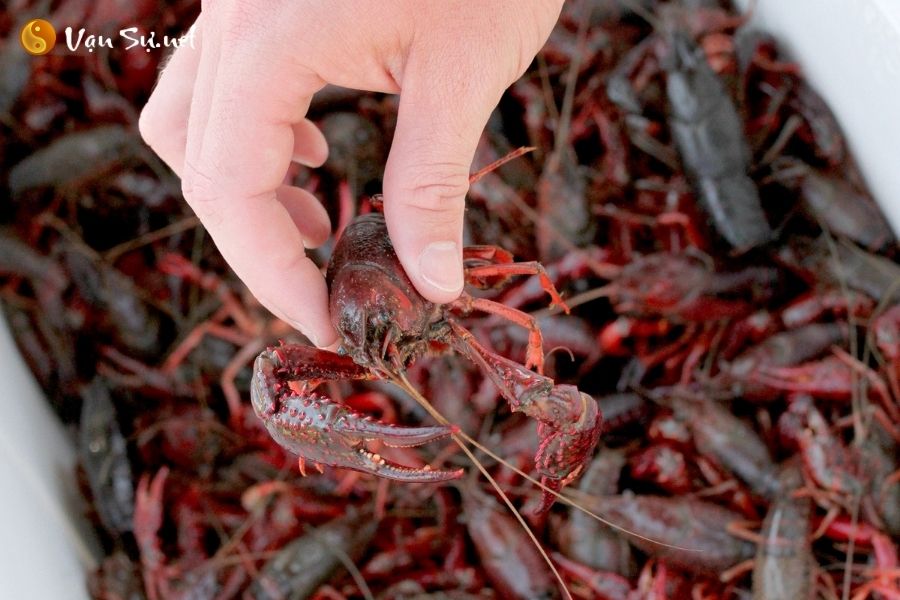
[20,19,56,56]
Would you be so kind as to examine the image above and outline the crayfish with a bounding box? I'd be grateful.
[250,208,602,509]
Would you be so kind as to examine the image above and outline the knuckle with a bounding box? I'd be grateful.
[180,161,220,216]
[260,245,309,282]
[396,167,470,215]
[509,1,563,84]
[138,100,169,151]
[267,246,309,276]
[215,0,270,46]
[509,51,532,88]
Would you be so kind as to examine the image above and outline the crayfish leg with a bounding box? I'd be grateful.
[464,261,569,313]
[451,294,546,373]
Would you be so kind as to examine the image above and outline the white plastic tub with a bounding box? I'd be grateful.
[0,317,100,599]
[1,1,899,597]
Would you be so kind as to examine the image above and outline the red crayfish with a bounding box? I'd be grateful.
[250,208,602,509]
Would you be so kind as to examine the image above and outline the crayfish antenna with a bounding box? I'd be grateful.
[389,370,576,600]
[468,146,536,185]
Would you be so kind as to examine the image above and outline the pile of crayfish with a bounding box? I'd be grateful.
[2,0,899,598]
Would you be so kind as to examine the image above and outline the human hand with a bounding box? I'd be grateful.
[139,0,563,347]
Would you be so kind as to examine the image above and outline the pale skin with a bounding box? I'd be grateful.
[139,0,564,347]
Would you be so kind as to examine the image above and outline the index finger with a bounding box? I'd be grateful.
[180,47,336,346]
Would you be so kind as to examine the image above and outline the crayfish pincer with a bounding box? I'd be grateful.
[251,210,602,510]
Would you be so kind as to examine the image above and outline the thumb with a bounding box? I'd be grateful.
[383,58,510,304]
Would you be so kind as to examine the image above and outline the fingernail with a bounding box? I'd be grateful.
[418,241,463,293]
[288,319,320,347]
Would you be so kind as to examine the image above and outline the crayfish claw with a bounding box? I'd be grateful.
[532,389,603,513]
[349,420,459,449]
[252,348,461,483]
[535,477,564,515]
[449,324,603,509]
[354,448,464,482]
